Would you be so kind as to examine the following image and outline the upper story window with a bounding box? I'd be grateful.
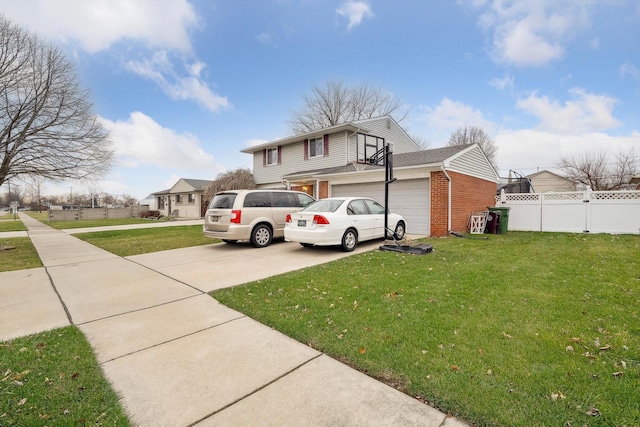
[264,146,281,166]
[304,135,328,160]
[309,136,323,157]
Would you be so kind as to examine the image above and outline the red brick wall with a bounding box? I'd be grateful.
[430,171,449,237]
[319,181,329,199]
[430,170,496,236]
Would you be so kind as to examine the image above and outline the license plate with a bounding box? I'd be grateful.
[297,220,306,227]
[210,216,220,222]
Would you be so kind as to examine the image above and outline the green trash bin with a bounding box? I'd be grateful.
[488,207,510,234]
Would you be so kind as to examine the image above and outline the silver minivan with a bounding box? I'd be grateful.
[203,189,316,248]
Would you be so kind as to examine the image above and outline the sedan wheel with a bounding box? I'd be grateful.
[250,224,273,248]
[393,221,406,240]
[341,229,358,252]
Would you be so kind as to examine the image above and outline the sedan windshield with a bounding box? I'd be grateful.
[303,199,345,213]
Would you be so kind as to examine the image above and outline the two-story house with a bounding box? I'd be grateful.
[242,116,498,236]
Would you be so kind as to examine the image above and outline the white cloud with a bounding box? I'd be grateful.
[495,129,639,177]
[125,52,230,112]
[101,111,217,171]
[489,74,514,91]
[516,88,621,134]
[3,0,229,112]
[423,98,496,133]
[336,1,374,30]
[470,0,592,66]
[620,62,640,81]
[1,0,199,53]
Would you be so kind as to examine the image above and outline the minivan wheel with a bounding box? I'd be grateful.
[251,224,273,248]
[393,221,406,240]
[341,229,358,252]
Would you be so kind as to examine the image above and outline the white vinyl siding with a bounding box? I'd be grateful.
[253,133,348,185]
[250,116,418,185]
[448,145,498,182]
[352,117,419,155]
[331,178,430,235]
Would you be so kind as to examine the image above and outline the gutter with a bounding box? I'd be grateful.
[441,163,452,233]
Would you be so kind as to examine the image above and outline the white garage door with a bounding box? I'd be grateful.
[331,179,430,235]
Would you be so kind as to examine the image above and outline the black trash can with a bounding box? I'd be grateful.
[485,211,501,234]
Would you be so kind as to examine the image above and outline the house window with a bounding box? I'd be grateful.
[176,194,183,204]
[266,147,279,165]
[188,193,195,203]
[309,137,323,157]
[158,197,165,209]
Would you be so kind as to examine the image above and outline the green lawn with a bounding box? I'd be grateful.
[0,237,42,272]
[47,217,167,230]
[74,225,217,256]
[0,327,131,426]
[212,232,640,427]
[0,219,27,232]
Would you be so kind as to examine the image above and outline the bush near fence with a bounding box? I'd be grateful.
[48,206,149,221]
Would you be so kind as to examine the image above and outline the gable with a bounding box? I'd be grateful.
[447,144,499,182]
[169,178,212,193]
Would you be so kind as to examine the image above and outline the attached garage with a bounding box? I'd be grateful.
[331,178,430,235]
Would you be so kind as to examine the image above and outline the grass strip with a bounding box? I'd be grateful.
[46,217,168,230]
[75,225,217,256]
[0,237,42,272]
[0,326,131,426]
[0,220,27,232]
[212,232,640,427]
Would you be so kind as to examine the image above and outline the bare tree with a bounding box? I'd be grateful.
[409,133,431,150]
[85,184,101,208]
[447,126,498,169]
[204,168,255,201]
[288,80,408,134]
[0,15,113,188]
[557,149,638,191]
[24,175,45,211]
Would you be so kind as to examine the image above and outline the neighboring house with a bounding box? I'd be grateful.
[631,172,640,190]
[153,178,213,218]
[526,170,576,193]
[139,194,157,210]
[241,116,498,236]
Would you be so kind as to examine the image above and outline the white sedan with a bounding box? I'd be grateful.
[284,197,406,252]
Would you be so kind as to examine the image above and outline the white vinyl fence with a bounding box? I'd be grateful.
[495,189,640,234]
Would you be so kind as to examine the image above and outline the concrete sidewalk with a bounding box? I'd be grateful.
[1,213,468,427]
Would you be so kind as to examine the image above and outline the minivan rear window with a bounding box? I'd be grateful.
[210,193,237,209]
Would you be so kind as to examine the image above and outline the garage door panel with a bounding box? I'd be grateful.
[332,179,429,235]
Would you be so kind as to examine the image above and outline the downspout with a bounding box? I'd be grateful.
[441,163,452,233]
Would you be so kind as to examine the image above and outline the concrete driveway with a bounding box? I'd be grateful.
[127,238,383,293]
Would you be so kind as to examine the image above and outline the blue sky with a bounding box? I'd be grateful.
[2,0,639,200]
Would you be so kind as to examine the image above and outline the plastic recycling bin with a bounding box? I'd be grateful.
[488,207,510,234]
